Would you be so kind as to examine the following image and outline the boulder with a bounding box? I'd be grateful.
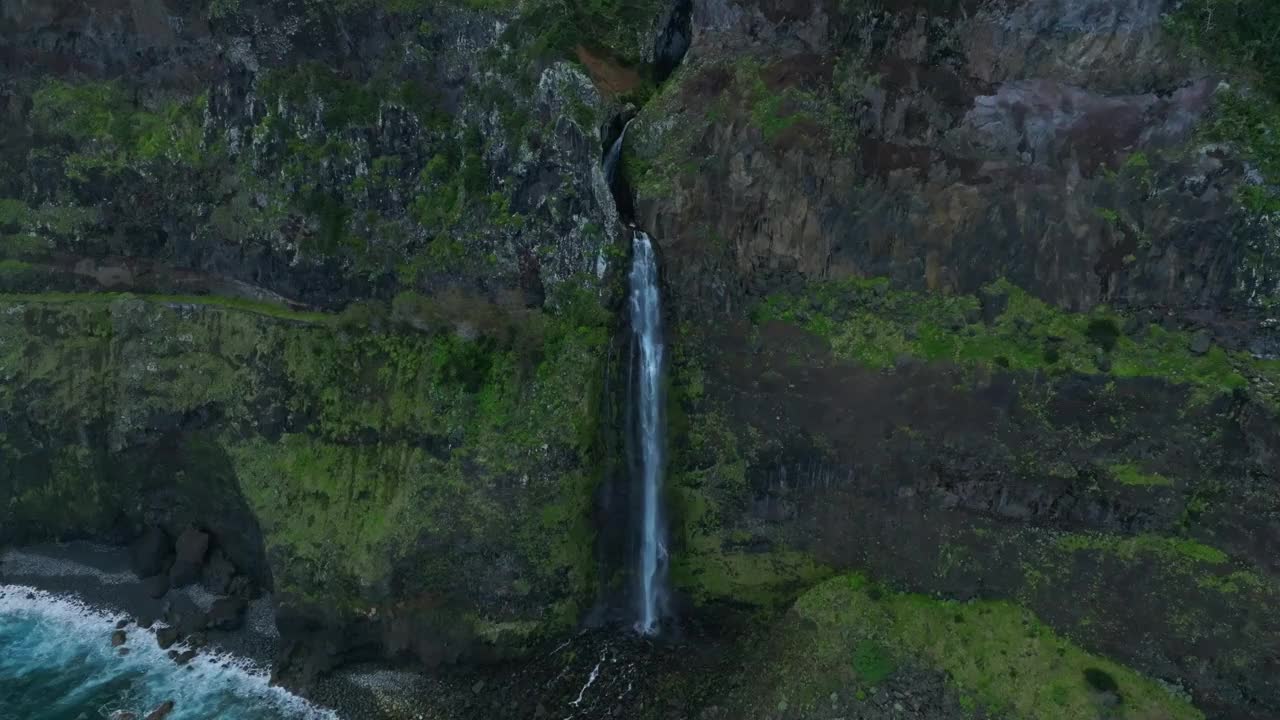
[128,527,171,579]
[206,597,247,632]
[227,574,254,599]
[169,527,210,588]
[111,630,127,647]
[143,700,174,720]
[980,290,1009,325]
[174,649,198,665]
[155,626,180,650]
[141,574,169,600]
[1189,329,1213,355]
[200,548,236,595]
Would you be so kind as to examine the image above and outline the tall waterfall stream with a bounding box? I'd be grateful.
[604,124,669,636]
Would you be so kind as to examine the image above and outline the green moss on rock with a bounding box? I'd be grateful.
[737,574,1203,720]
[0,289,610,650]
[754,277,1279,406]
[1108,462,1174,487]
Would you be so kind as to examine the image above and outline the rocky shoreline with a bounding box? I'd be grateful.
[0,541,380,718]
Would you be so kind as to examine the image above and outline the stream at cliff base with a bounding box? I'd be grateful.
[0,586,334,720]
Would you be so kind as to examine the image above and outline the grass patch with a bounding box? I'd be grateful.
[753,277,1277,405]
[0,292,331,324]
[1056,533,1229,565]
[769,575,1203,720]
[1108,462,1174,487]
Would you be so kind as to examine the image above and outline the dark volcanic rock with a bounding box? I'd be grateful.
[110,630,126,647]
[1189,329,1213,355]
[128,527,171,579]
[155,627,180,651]
[206,597,247,632]
[143,700,174,720]
[168,527,209,588]
[141,574,170,600]
[200,549,237,596]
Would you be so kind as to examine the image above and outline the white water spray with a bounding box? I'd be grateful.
[603,120,631,183]
[629,231,667,636]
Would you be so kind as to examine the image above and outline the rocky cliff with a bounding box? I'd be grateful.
[2,0,1279,719]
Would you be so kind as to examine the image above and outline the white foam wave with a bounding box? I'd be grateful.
[1,548,136,585]
[0,585,338,720]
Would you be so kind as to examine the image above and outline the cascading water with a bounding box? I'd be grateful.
[603,120,630,184]
[601,115,669,635]
[627,231,667,636]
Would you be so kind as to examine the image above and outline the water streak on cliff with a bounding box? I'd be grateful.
[627,230,667,635]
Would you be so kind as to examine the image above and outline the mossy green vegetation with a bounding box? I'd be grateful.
[1108,462,1173,487]
[0,199,98,257]
[664,337,830,610]
[1170,0,1280,214]
[498,0,666,67]
[1199,90,1280,215]
[31,80,206,179]
[744,574,1202,720]
[0,288,611,644]
[1043,530,1274,600]
[753,277,1280,405]
[1168,0,1280,96]
[1056,533,1229,566]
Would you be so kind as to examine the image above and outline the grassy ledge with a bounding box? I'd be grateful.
[755,574,1202,720]
[753,278,1280,406]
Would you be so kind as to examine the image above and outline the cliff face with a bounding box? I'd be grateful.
[3,0,1280,719]
[0,0,653,689]
[0,290,611,685]
[629,0,1280,320]
[628,0,1280,718]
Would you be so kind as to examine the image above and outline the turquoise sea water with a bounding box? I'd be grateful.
[0,586,334,720]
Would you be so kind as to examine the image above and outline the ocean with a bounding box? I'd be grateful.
[0,586,334,720]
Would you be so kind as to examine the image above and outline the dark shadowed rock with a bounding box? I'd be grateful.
[174,649,197,665]
[155,626,180,650]
[111,630,126,647]
[169,527,210,588]
[141,574,169,599]
[227,574,254,600]
[143,700,174,720]
[200,548,236,595]
[128,527,171,579]
[1189,329,1213,355]
[206,597,247,632]
[115,619,129,630]
[164,602,208,636]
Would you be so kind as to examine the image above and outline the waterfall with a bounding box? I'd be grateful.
[628,230,666,636]
[603,120,631,189]
[602,114,667,635]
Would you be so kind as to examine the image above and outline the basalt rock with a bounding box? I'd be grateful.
[206,597,248,632]
[168,527,209,588]
[155,627,180,651]
[143,700,174,720]
[141,574,170,600]
[128,527,171,580]
[199,548,237,596]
